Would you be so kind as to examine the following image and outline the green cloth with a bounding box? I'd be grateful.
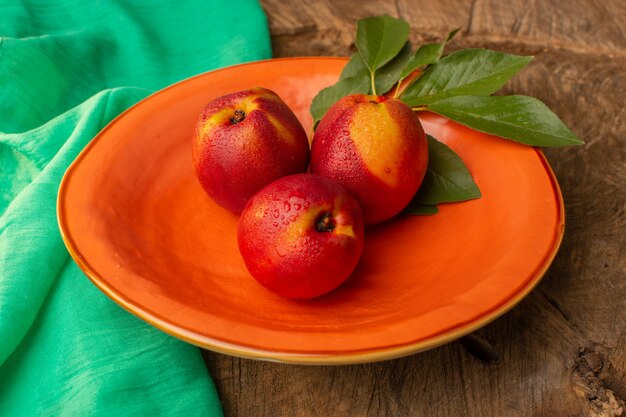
[0,1,271,415]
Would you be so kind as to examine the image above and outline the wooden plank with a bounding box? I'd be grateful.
[204,1,626,416]
[203,294,588,417]
[464,0,626,53]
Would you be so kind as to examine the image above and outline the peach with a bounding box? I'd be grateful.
[310,94,428,224]
[237,174,364,299]
[192,88,310,214]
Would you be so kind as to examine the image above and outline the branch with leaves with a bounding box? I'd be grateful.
[310,14,583,215]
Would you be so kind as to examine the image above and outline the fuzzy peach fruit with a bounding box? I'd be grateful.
[192,87,310,214]
[237,174,364,299]
[310,94,428,224]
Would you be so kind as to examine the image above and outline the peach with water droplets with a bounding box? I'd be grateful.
[310,94,428,224]
[193,88,310,214]
[237,174,364,299]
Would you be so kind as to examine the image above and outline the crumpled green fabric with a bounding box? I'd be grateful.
[0,1,271,415]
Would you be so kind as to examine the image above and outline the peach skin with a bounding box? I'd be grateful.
[310,94,428,224]
[237,174,364,299]
[193,87,310,214]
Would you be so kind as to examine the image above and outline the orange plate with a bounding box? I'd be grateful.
[58,57,564,364]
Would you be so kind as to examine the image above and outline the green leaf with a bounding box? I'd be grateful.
[428,95,585,147]
[413,135,481,205]
[404,203,439,215]
[341,42,412,95]
[401,49,533,106]
[400,28,460,79]
[340,53,370,81]
[374,42,412,94]
[309,75,370,126]
[356,15,410,72]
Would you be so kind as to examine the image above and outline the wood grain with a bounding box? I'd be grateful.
[203,1,626,416]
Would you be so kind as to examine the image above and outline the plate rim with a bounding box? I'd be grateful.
[57,57,565,365]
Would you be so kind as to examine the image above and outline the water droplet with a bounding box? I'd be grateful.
[275,245,288,257]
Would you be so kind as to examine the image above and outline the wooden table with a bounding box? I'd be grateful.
[203,1,626,416]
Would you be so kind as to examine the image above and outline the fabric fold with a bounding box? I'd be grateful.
[0,0,271,415]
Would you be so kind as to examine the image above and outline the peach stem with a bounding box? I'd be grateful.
[315,213,336,233]
[370,71,377,96]
[230,109,246,124]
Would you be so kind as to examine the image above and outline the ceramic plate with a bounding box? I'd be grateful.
[58,57,564,364]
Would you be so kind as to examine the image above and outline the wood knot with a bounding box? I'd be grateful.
[572,347,624,417]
